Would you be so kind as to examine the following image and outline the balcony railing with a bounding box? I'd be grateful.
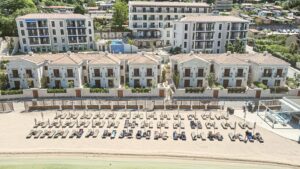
[196,73,205,77]
[51,73,61,78]
[145,72,154,77]
[92,73,101,77]
[65,73,75,78]
[184,73,192,77]
[132,73,140,77]
[262,73,272,77]
[274,73,284,78]
[10,74,20,78]
[236,72,245,77]
[223,72,231,77]
[24,73,34,78]
[106,73,115,77]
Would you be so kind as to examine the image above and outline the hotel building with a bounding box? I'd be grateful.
[16,13,94,53]
[128,1,211,48]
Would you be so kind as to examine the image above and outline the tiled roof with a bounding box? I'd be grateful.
[171,52,289,65]
[180,15,249,22]
[16,52,159,66]
[16,13,89,20]
[129,1,210,7]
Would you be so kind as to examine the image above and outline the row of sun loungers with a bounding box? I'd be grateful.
[228,132,264,143]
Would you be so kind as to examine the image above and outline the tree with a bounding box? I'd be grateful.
[289,42,298,54]
[0,74,8,90]
[74,5,86,14]
[173,71,179,88]
[112,0,128,29]
[86,0,96,7]
[127,38,135,54]
[162,69,166,83]
[207,73,215,88]
[40,77,48,89]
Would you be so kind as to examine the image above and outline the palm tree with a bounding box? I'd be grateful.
[106,40,112,53]
[128,39,135,54]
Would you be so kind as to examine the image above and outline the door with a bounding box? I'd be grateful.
[159,89,165,97]
[236,80,242,87]
[197,80,203,87]
[55,80,61,88]
[256,90,261,99]
[32,90,38,98]
[118,90,123,97]
[95,80,101,88]
[213,90,218,98]
[223,79,229,88]
[184,80,190,87]
[76,89,81,97]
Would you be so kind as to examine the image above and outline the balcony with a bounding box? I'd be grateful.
[51,73,61,78]
[133,35,161,40]
[223,72,231,77]
[24,73,34,78]
[262,73,272,77]
[231,26,240,31]
[28,33,38,37]
[149,25,158,28]
[196,73,205,77]
[184,73,192,77]
[145,72,154,77]
[65,73,75,78]
[132,73,140,77]
[236,72,246,77]
[92,73,101,77]
[274,73,284,78]
[106,73,115,77]
[10,74,20,78]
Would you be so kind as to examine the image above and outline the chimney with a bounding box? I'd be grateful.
[28,51,34,56]
[263,51,268,56]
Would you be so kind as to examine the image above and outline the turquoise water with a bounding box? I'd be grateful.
[0,156,295,169]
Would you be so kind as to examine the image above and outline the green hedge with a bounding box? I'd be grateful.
[90,88,109,93]
[132,88,151,93]
[185,87,205,93]
[254,82,268,90]
[227,87,246,93]
[270,87,289,93]
[47,88,66,93]
[1,89,23,95]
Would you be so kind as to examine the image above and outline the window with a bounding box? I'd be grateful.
[184,33,188,39]
[60,29,64,35]
[60,21,63,27]
[185,24,188,31]
[219,24,222,30]
[217,49,220,53]
[120,65,123,70]
[19,21,24,27]
[61,38,65,43]
[218,41,220,47]
[89,37,92,42]
[21,30,25,36]
[184,42,187,48]
[89,29,92,34]
[44,66,48,70]
[83,66,86,70]
[53,29,56,35]
[53,37,57,43]
[51,21,55,27]
[218,33,221,38]
[22,38,26,44]
[88,21,91,26]
[167,31,170,37]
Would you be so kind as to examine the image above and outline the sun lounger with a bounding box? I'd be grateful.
[154,131,159,140]
[197,121,202,129]
[200,132,207,141]
[215,114,221,120]
[215,132,223,141]
[254,132,264,143]
[85,129,93,138]
[238,122,246,129]
[228,132,236,141]
[205,122,211,129]
[146,130,151,140]
[62,130,69,138]
[191,132,197,141]
[221,122,228,129]
[114,121,120,128]
[229,122,236,129]
[47,130,56,138]
[236,133,244,142]
[246,122,253,129]
[93,129,99,138]
[26,130,35,139]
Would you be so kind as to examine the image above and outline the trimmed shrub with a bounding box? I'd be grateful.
[47,88,66,93]
[185,87,205,93]
[270,86,289,93]
[1,89,23,95]
[131,88,151,93]
[254,82,268,90]
[90,88,109,93]
[227,87,247,93]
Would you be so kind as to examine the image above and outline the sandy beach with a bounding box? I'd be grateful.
[0,108,299,167]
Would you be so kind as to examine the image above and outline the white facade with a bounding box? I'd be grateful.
[16,13,94,53]
[6,52,162,89]
[172,15,249,53]
[214,0,233,11]
[128,1,211,48]
[170,52,289,88]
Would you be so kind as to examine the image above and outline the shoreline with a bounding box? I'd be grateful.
[0,152,299,168]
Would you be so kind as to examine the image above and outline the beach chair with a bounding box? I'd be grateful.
[228,132,236,141]
[191,132,197,141]
[93,129,99,138]
[200,132,207,141]
[26,130,35,139]
[221,122,228,129]
[238,122,246,129]
[62,130,69,139]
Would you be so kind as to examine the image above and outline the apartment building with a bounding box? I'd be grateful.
[6,52,161,89]
[128,1,211,48]
[170,52,289,88]
[170,52,211,88]
[214,0,233,11]
[235,52,290,87]
[16,13,94,53]
[172,15,249,53]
